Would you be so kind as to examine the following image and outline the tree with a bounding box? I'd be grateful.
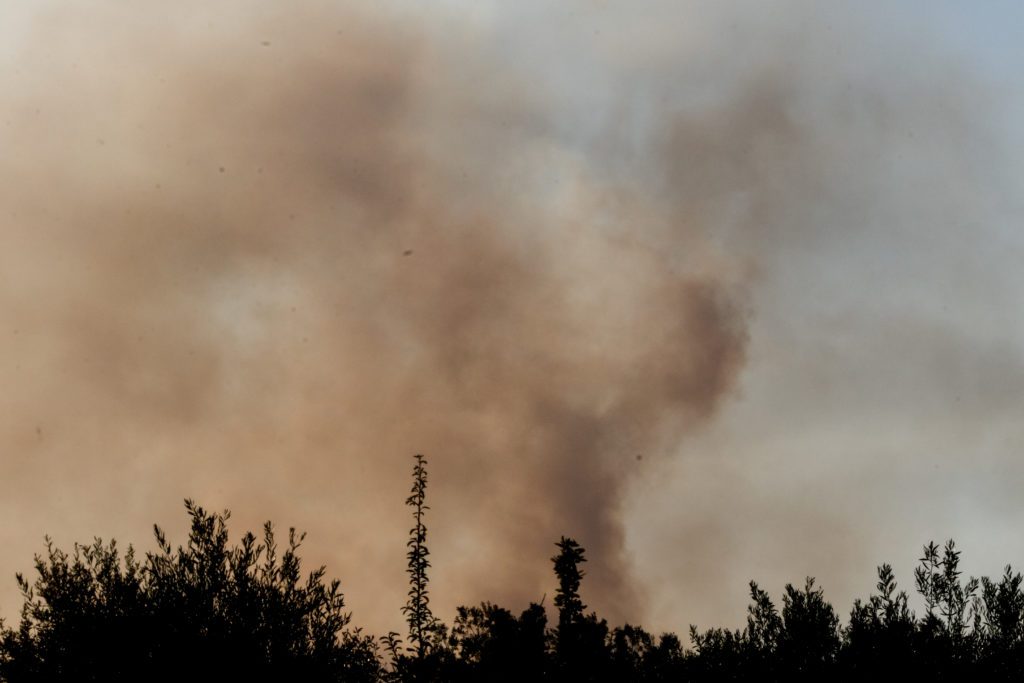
[743,580,782,676]
[402,454,437,661]
[973,565,1024,678]
[688,624,745,681]
[913,540,980,676]
[777,577,840,678]
[843,563,917,678]
[550,537,609,681]
[0,500,381,682]
[451,601,549,682]
[387,454,456,683]
[552,537,586,637]
[914,540,979,641]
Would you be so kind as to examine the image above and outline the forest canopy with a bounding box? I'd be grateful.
[2,457,1024,681]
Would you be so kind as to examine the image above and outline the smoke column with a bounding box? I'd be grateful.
[0,0,749,631]
[2,0,1014,636]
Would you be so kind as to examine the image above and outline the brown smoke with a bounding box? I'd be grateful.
[4,0,1012,639]
[0,1,750,632]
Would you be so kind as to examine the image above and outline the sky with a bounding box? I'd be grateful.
[1,1,1023,639]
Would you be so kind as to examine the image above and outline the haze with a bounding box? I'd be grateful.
[1,1,1023,639]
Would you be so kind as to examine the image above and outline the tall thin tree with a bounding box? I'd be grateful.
[552,536,587,635]
[402,454,435,660]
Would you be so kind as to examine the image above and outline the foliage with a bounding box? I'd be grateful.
[402,454,437,661]
[5,457,1024,681]
[450,602,548,682]
[777,577,840,678]
[550,537,609,681]
[0,500,380,682]
[842,563,916,678]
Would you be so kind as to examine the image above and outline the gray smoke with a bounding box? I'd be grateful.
[1,1,1015,638]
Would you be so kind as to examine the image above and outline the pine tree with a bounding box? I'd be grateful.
[551,537,610,680]
[552,537,586,636]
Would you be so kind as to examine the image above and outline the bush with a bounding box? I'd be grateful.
[0,500,381,683]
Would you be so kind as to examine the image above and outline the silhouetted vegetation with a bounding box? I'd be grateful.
[0,500,381,682]
[404,454,435,661]
[4,458,1024,680]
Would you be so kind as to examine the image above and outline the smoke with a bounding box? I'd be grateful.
[2,0,1014,637]
[0,0,751,631]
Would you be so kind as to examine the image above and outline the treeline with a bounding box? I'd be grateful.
[2,457,1024,681]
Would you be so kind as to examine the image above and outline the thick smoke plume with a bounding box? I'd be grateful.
[0,1,749,631]
[5,0,1004,636]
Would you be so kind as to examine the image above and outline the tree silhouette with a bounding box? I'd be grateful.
[7,461,1024,681]
[402,454,437,661]
[777,577,840,678]
[550,537,609,681]
[912,539,980,677]
[385,454,456,683]
[552,537,586,636]
[843,563,917,678]
[914,540,978,641]
[450,601,548,681]
[0,500,380,682]
[975,565,1024,677]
